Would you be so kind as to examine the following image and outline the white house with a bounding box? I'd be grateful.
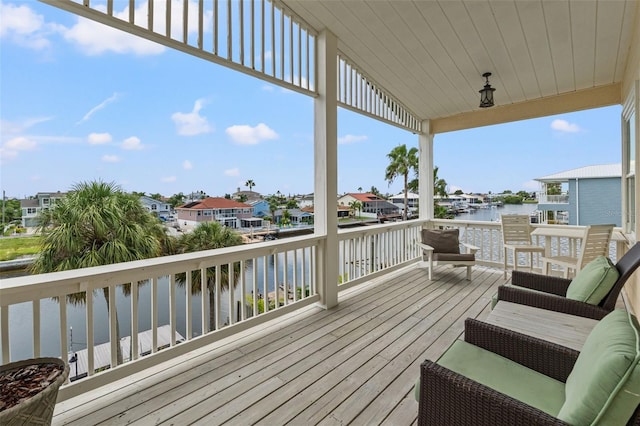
[20,191,67,228]
[139,196,171,219]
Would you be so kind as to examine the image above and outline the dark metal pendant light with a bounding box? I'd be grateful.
[479,72,495,108]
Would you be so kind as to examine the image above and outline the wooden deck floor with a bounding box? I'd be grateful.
[52,264,505,425]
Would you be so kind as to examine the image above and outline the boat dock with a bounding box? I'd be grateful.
[68,325,185,381]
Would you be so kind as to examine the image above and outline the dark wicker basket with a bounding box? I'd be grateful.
[0,357,69,426]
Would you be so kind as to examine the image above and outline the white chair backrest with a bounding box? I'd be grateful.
[577,224,615,269]
[501,214,534,245]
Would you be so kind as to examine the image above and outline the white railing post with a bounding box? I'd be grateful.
[314,29,338,309]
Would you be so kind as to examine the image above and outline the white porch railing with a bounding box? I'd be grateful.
[337,220,424,290]
[0,219,627,401]
[0,235,322,400]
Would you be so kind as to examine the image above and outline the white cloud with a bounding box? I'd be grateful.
[183,160,193,170]
[161,176,177,183]
[224,168,240,176]
[0,2,55,50]
[121,136,144,150]
[171,99,213,136]
[1,136,37,163]
[551,119,581,133]
[77,93,120,125]
[62,1,213,56]
[5,136,37,151]
[226,123,278,145]
[338,134,368,145]
[262,85,275,92]
[102,154,120,163]
[64,14,163,56]
[88,132,112,145]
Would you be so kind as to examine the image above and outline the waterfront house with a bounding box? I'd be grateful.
[19,191,66,228]
[175,197,253,228]
[138,195,172,220]
[2,1,639,424]
[248,199,270,218]
[535,164,622,226]
[338,193,400,218]
[273,208,314,225]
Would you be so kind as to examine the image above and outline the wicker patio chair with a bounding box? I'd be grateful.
[418,314,640,425]
[496,243,640,320]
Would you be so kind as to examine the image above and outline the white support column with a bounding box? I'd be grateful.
[314,30,339,309]
[419,119,434,221]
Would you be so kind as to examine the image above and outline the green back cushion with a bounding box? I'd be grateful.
[421,229,460,254]
[566,256,619,304]
[558,310,640,425]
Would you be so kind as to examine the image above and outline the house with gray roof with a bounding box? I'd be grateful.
[20,191,67,228]
[535,163,621,226]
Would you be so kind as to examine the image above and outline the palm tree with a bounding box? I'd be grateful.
[175,221,244,331]
[385,144,418,220]
[268,197,279,227]
[349,200,362,218]
[357,186,363,193]
[30,180,176,364]
[245,179,255,193]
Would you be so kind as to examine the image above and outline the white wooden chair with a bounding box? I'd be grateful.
[541,224,615,278]
[501,214,545,279]
[417,228,478,281]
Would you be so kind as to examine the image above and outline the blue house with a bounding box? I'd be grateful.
[535,164,621,226]
[249,199,270,218]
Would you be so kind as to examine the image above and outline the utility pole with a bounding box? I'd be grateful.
[1,190,5,232]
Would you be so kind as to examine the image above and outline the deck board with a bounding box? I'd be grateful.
[53,264,504,425]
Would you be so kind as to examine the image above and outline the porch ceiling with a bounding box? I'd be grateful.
[283,0,638,130]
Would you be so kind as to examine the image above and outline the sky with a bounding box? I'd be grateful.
[0,1,623,201]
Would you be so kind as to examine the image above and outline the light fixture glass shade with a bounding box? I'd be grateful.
[479,72,495,108]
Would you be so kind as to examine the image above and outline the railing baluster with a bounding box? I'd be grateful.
[239,260,246,321]
[1,306,10,363]
[170,274,176,346]
[274,252,280,308]
[33,300,40,358]
[213,0,218,54]
[60,300,69,383]
[183,0,189,44]
[148,0,154,32]
[131,281,139,361]
[87,290,94,376]
[262,255,269,313]
[215,265,221,330]
[166,0,171,38]
[186,271,193,340]
[252,258,259,317]
[108,286,117,369]
[239,0,244,65]
[151,277,158,353]
[201,267,207,333]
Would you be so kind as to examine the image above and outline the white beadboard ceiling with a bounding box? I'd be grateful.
[282,0,638,121]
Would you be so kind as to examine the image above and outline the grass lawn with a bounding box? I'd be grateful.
[0,236,42,261]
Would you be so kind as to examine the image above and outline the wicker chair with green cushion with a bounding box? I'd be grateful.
[417,310,640,425]
[417,228,478,281]
[493,243,640,320]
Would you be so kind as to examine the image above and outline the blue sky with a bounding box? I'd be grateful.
[0,1,622,200]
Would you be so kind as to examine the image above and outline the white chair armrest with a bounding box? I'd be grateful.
[461,243,480,254]
[417,242,434,253]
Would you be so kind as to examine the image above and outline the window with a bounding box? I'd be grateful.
[27,207,37,214]
[151,204,157,210]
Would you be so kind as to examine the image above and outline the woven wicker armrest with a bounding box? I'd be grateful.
[511,270,571,296]
[418,360,568,426]
[497,286,610,320]
[464,318,579,382]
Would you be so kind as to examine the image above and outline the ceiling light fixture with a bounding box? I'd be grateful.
[479,72,496,108]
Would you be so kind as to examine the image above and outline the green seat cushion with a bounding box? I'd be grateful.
[558,310,640,425]
[435,340,565,417]
[566,256,619,304]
